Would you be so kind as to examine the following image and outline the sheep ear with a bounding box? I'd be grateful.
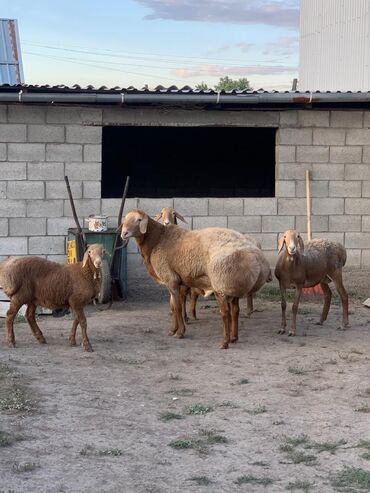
[278,236,285,253]
[174,211,187,223]
[139,216,148,234]
[154,212,162,222]
[82,249,90,267]
[298,236,305,251]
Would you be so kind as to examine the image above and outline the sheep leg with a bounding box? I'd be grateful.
[5,299,22,348]
[180,285,189,323]
[278,284,287,334]
[74,308,93,352]
[290,287,302,336]
[246,294,254,318]
[189,289,199,320]
[331,271,349,329]
[168,293,178,336]
[215,293,231,349]
[68,318,79,346]
[169,287,186,338]
[230,297,240,343]
[25,303,46,344]
[317,282,332,325]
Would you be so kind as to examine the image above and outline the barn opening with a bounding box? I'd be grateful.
[102,126,276,198]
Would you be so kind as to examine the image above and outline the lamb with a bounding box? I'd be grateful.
[154,207,262,319]
[274,229,349,336]
[120,208,271,348]
[0,244,107,351]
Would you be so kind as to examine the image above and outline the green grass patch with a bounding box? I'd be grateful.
[188,476,212,486]
[160,411,183,422]
[187,404,213,415]
[256,285,294,302]
[0,430,23,447]
[169,429,227,454]
[307,439,347,454]
[331,466,370,491]
[286,479,313,492]
[246,405,267,415]
[0,364,33,414]
[235,475,274,486]
[287,450,317,465]
[283,435,310,447]
[238,378,250,385]
[168,388,194,397]
[288,366,307,375]
[12,462,39,473]
[355,404,370,413]
[199,429,227,445]
[169,439,197,450]
[98,448,123,457]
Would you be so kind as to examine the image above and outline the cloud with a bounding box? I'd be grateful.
[263,36,299,56]
[136,0,299,28]
[174,63,297,78]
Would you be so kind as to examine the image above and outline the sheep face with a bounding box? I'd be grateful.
[120,209,149,239]
[278,229,304,257]
[82,244,106,268]
[154,207,187,226]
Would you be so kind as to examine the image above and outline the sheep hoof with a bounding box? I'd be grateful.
[277,329,286,335]
[168,330,177,336]
[230,337,238,343]
[336,326,347,331]
[83,343,93,352]
[315,321,324,326]
[7,341,16,348]
[38,337,47,344]
[69,338,77,347]
[220,342,229,349]
[288,331,296,337]
[175,332,185,339]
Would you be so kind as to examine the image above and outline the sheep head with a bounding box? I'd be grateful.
[154,207,187,226]
[278,229,304,257]
[82,244,107,269]
[120,209,149,239]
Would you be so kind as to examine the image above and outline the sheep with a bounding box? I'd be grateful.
[0,244,107,352]
[274,229,349,336]
[120,208,271,349]
[154,207,262,320]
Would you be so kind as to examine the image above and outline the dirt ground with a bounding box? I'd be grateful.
[0,282,370,493]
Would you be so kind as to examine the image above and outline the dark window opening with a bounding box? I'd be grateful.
[102,126,276,198]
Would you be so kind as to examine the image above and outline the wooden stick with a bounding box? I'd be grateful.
[306,169,312,241]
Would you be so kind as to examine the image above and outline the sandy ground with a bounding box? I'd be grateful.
[0,288,370,493]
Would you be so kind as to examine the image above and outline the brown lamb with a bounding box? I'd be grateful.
[121,208,271,349]
[0,244,107,351]
[274,229,349,336]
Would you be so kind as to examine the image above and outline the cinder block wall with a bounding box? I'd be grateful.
[0,104,369,291]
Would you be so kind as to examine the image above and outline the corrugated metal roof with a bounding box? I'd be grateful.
[0,19,24,85]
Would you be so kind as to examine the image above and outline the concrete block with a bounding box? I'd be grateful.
[345,249,361,267]
[296,146,329,163]
[278,198,307,215]
[298,111,330,127]
[47,217,78,235]
[174,198,208,216]
[312,198,344,215]
[261,250,277,267]
[346,129,370,145]
[345,232,370,249]
[0,124,26,142]
[362,181,370,197]
[278,128,312,145]
[27,200,63,218]
[0,182,6,199]
[7,181,44,199]
[244,198,277,215]
[345,198,370,214]
[208,198,243,216]
[295,215,328,233]
[257,233,278,250]
[329,181,361,197]
[10,218,46,236]
[84,144,102,162]
[362,147,370,163]
[0,218,8,236]
[46,181,82,199]
[101,198,138,216]
[29,236,65,255]
[83,181,101,199]
[0,237,27,255]
[278,163,311,180]
[64,199,101,217]
[330,146,362,163]
[331,111,363,128]
[262,215,295,233]
[46,144,83,162]
[312,163,344,180]
[138,198,174,216]
[28,124,65,143]
[313,232,344,244]
[279,110,298,126]
[363,111,370,128]
[8,143,45,162]
[361,216,370,231]
[193,216,227,229]
[0,162,26,180]
[0,105,6,122]
[0,200,26,217]
[228,216,261,232]
[296,180,328,197]
[0,143,5,161]
[28,162,65,181]
[345,164,370,180]
[46,255,66,264]
[276,145,296,163]
[361,250,370,267]
[8,106,45,123]
[329,215,361,232]
[47,107,102,124]
[275,180,296,197]
[66,125,101,144]
[65,162,101,181]
[313,128,345,146]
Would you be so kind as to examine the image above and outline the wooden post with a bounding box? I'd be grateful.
[306,169,312,241]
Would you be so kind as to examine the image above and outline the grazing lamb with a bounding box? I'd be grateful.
[0,244,107,351]
[274,229,349,336]
[120,209,271,348]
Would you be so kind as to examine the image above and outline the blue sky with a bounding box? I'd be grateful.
[2,0,299,90]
